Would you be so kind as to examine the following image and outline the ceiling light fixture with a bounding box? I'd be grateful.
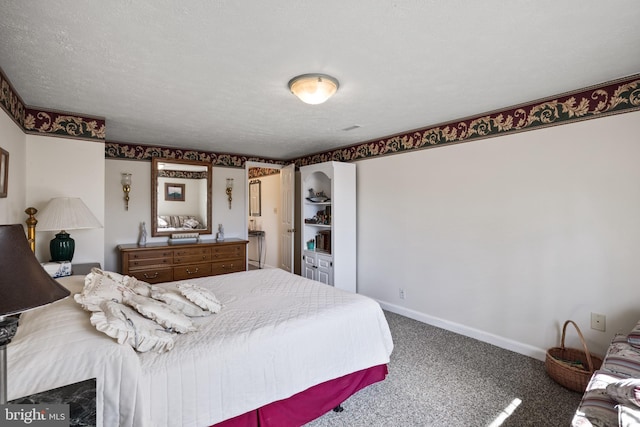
[288,73,339,105]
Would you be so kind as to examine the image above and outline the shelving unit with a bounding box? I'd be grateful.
[300,161,356,292]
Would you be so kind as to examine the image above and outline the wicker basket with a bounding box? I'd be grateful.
[545,320,603,392]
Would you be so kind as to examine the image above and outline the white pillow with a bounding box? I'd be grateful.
[75,269,153,312]
[92,267,152,297]
[91,300,175,353]
[74,272,128,311]
[183,218,200,228]
[123,293,196,333]
[91,267,126,283]
[178,283,222,313]
[607,378,640,408]
[151,287,212,317]
[619,404,640,427]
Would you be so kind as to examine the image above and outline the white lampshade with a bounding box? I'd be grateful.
[37,197,103,231]
[288,74,339,105]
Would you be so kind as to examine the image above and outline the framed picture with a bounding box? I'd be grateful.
[0,147,8,198]
[164,183,185,201]
[249,179,261,216]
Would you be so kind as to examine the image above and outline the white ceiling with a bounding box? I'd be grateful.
[1,1,639,160]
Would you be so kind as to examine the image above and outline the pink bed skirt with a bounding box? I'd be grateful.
[212,364,388,427]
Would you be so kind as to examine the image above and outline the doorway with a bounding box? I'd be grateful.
[245,162,298,274]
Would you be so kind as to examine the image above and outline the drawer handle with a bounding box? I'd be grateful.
[223,263,234,269]
[143,272,159,279]
[186,267,200,275]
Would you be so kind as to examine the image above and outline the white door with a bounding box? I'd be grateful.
[279,163,295,272]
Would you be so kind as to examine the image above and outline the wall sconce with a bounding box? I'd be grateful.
[226,178,234,209]
[121,172,132,210]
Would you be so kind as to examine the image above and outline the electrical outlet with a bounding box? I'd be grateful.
[591,313,606,332]
[399,288,406,300]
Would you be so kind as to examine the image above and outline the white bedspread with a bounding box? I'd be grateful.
[8,268,394,427]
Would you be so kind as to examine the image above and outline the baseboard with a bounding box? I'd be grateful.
[377,300,547,362]
[248,260,276,269]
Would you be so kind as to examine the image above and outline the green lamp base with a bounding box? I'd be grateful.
[50,231,75,262]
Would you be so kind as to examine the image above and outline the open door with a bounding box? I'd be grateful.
[279,163,295,272]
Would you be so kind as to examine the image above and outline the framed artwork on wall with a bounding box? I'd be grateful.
[165,183,185,201]
[0,147,8,198]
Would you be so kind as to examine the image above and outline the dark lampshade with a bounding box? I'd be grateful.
[0,224,70,404]
[0,224,70,316]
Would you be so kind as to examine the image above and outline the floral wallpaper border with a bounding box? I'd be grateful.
[105,141,285,168]
[158,170,208,180]
[249,167,281,179]
[292,75,640,167]
[0,68,106,141]
[105,75,640,168]
[3,64,638,166]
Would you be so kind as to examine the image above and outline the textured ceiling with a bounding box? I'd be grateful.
[1,1,639,160]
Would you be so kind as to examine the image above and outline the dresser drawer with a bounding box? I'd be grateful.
[129,256,172,269]
[173,262,213,280]
[211,259,244,275]
[212,244,243,261]
[174,247,211,264]
[119,240,247,281]
[129,249,173,261]
[130,268,173,284]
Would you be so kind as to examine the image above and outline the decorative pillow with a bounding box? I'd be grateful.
[606,378,640,408]
[122,275,152,297]
[178,283,222,313]
[91,267,153,297]
[618,404,640,427]
[123,293,196,333]
[151,287,211,317]
[628,321,640,349]
[74,272,128,311]
[91,300,175,353]
[75,269,154,312]
[183,218,200,229]
[157,216,169,228]
[91,267,126,283]
[603,335,640,377]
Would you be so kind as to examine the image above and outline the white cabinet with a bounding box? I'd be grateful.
[302,251,333,285]
[300,161,356,292]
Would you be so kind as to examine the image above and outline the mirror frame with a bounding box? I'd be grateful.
[151,157,212,237]
[249,179,261,217]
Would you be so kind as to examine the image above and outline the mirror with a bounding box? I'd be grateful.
[249,179,261,217]
[151,157,212,237]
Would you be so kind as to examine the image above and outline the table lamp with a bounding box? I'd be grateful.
[36,197,102,262]
[0,224,71,404]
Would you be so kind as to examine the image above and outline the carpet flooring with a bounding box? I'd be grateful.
[306,311,582,427]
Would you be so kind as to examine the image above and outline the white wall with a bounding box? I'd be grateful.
[25,135,105,266]
[103,159,246,271]
[356,110,640,360]
[8,102,637,363]
[0,112,26,224]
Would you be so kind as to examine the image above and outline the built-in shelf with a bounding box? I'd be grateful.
[300,161,356,292]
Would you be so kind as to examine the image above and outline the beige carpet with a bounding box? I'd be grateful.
[306,311,582,427]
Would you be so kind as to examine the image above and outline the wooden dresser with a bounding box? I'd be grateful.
[117,239,248,283]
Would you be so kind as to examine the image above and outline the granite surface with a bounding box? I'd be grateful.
[10,379,96,427]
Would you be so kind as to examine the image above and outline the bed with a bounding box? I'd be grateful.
[157,215,207,232]
[7,268,394,427]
